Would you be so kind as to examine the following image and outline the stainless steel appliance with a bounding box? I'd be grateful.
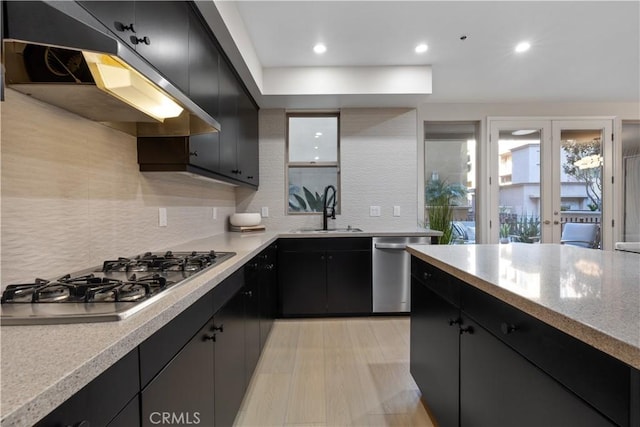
[372,236,431,313]
[0,250,235,325]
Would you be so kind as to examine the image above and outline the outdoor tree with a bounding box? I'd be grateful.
[562,138,602,211]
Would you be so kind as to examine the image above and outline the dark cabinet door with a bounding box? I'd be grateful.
[237,89,259,186]
[188,132,220,172]
[214,290,246,427]
[107,396,140,427]
[188,8,220,118]
[244,259,262,386]
[459,316,614,427]
[326,249,371,314]
[141,319,215,427]
[218,58,240,178]
[134,1,190,92]
[279,250,327,315]
[78,1,136,48]
[35,349,140,427]
[410,279,459,427]
[259,244,278,348]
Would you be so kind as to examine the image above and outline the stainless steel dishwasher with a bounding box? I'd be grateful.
[372,236,431,313]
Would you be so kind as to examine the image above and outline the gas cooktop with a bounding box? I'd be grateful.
[0,250,235,325]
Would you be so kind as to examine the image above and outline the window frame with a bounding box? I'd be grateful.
[285,112,341,215]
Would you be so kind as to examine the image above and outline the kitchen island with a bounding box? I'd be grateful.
[0,228,439,427]
[407,243,640,427]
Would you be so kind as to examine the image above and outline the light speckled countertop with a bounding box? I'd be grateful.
[407,243,640,370]
[0,228,438,427]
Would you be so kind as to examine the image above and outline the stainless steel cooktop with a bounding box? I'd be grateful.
[0,250,235,325]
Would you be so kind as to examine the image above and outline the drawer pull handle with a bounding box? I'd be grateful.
[448,318,461,326]
[423,272,432,280]
[131,36,151,45]
[212,324,224,333]
[459,326,474,335]
[203,334,216,342]
[501,323,518,335]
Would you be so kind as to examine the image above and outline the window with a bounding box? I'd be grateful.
[286,113,340,214]
[424,122,478,244]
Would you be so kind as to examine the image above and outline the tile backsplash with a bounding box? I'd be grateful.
[1,90,236,287]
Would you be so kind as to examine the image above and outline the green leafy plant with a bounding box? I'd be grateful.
[427,196,454,244]
[425,179,467,244]
[511,213,540,243]
[425,179,468,206]
[499,223,511,239]
[289,185,335,213]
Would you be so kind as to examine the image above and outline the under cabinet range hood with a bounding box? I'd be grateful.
[2,1,220,137]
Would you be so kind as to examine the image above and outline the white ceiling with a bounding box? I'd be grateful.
[203,1,640,109]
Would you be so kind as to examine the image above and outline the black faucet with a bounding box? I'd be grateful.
[322,185,337,230]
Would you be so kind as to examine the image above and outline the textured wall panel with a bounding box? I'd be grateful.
[237,108,418,231]
[1,90,235,287]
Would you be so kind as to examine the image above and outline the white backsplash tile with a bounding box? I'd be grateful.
[1,90,236,287]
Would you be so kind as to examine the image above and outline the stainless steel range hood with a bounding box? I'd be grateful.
[2,1,220,137]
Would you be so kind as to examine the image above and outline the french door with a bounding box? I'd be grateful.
[489,118,613,249]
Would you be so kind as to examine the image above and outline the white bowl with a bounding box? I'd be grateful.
[230,213,262,227]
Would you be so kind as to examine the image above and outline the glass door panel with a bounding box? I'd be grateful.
[552,121,612,249]
[489,121,550,244]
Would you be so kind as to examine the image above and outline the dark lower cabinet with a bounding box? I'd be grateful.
[410,278,459,427]
[214,289,246,427]
[108,396,141,427]
[141,320,215,427]
[410,257,633,427]
[35,349,140,427]
[259,244,278,348]
[244,259,262,387]
[279,238,372,316]
[460,316,612,427]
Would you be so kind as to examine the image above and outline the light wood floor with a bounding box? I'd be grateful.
[234,317,435,427]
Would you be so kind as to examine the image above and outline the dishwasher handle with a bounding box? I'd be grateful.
[374,243,408,250]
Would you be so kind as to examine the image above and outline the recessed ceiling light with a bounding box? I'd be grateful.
[415,43,428,53]
[515,41,531,53]
[313,43,327,54]
[512,130,537,136]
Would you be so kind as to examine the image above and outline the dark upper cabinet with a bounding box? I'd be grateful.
[279,238,372,316]
[133,1,189,91]
[237,88,260,185]
[218,58,240,179]
[188,8,220,118]
[78,1,136,48]
[79,1,190,92]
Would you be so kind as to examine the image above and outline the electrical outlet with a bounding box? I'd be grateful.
[261,206,269,218]
[393,206,401,217]
[159,208,167,227]
[212,207,217,220]
[370,206,381,217]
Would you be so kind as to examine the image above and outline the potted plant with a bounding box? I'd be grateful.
[425,179,467,244]
[499,223,511,243]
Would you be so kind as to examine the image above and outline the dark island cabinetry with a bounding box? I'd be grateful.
[278,238,372,316]
[410,257,636,427]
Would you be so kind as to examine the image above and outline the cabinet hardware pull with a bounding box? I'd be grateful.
[247,176,253,179]
[265,264,275,270]
[212,324,224,333]
[203,334,216,341]
[423,272,432,280]
[131,36,151,45]
[448,318,461,326]
[189,151,198,157]
[500,323,518,335]
[114,22,135,33]
[459,326,474,335]
[244,291,253,297]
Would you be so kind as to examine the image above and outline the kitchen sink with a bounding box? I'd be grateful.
[290,227,364,234]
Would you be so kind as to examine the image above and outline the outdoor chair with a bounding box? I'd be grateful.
[560,223,600,249]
